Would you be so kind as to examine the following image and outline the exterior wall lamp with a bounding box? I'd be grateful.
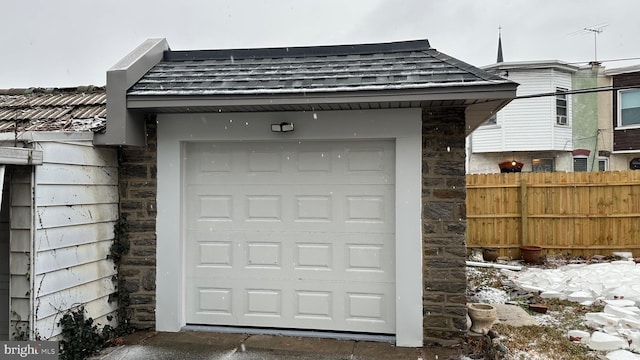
[271,122,294,132]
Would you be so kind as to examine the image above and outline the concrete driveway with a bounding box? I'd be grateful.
[90,331,468,360]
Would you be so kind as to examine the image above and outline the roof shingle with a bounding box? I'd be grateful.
[0,87,106,133]
[128,39,510,96]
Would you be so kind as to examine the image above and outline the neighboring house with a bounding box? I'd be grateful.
[572,63,612,172]
[0,87,118,340]
[97,38,517,346]
[604,65,640,170]
[468,60,579,173]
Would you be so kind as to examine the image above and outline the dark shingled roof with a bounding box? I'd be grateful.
[128,39,510,96]
[0,87,106,133]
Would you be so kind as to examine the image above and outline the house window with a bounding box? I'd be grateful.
[573,156,588,172]
[556,88,568,125]
[482,114,497,126]
[598,157,609,171]
[619,89,640,127]
[532,158,554,172]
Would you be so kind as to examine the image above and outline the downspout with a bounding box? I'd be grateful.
[29,166,36,339]
[591,129,600,171]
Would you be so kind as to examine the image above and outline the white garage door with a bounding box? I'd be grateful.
[184,140,396,334]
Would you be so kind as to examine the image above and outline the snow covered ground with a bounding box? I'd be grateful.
[468,256,640,359]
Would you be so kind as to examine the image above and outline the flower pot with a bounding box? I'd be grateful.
[467,303,498,334]
[520,245,543,264]
[483,248,499,262]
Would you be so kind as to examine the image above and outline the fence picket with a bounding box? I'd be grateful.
[466,170,640,258]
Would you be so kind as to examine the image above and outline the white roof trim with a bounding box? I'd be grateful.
[0,147,43,165]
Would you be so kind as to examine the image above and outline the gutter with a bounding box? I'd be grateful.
[127,83,518,110]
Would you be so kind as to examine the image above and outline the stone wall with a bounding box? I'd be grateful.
[421,108,468,344]
[118,119,158,329]
[116,111,470,343]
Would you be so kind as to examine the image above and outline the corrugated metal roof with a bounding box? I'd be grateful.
[128,39,511,96]
[0,87,106,133]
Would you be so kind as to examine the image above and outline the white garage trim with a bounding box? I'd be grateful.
[156,108,423,346]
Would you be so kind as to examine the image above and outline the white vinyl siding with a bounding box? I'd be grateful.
[472,68,573,153]
[31,141,119,339]
[0,168,8,340]
[9,167,32,340]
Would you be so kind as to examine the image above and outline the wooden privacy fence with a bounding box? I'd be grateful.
[466,171,640,259]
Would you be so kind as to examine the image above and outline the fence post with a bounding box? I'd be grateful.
[520,176,528,246]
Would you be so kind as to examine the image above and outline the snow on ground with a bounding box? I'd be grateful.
[468,258,640,358]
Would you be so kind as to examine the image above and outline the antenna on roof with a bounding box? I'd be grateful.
[571,24,608,63]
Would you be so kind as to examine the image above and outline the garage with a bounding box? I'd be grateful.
[184,140,395,333]
[106,38,517,346]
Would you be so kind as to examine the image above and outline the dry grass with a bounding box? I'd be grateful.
[494,323,598,360]
[466,264,610,359]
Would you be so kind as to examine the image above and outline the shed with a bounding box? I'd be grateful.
[102,38,517,346]
[0,87,119,340]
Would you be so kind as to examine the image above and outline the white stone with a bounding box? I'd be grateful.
[626,330,640,352]
[621,318,640,330]
[605,299,638,307]
[540,290,564,299]
[590,331,628,351]
[605,349,640,360]
[586,312,620,327]
[568,291,594,303]
[567,329,590,344]
[605,305,640,322]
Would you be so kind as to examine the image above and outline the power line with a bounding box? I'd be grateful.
[512,85,640,100]
[567,56,640,65]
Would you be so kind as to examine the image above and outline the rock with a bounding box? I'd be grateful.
[568,290,595,303]
[605,349,640,360]
[567,329,590,344]
[589,331,628,351]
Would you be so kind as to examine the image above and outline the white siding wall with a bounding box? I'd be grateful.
[552,70,574,150]
[0,169,9,340]
[32,141,118,339]
[9,167,32,339]
[472,69,573,153]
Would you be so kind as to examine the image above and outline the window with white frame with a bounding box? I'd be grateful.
[573,156,588,172]
[598,157,609,171]
[556,88,568,125]
[619,89,640,127]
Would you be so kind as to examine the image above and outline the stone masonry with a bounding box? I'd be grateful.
[118,119,158,329]
[421,107,468,344]
[117,110,470,343]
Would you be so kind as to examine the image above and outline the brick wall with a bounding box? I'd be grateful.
[118,119,158,329]
[421,108,468,345]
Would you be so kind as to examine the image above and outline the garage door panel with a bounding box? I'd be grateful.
[187,186,394,233]
[187,142,394,186]
[185,140,395,334]
[188,232,394,281]
[189,279,394,333]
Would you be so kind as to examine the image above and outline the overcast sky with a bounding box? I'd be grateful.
[2,0,639,88]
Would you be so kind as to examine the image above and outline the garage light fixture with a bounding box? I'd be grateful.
[271,122,294,132]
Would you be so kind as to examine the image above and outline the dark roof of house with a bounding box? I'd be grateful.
[128,39,511,96]
[0,86,106,133]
